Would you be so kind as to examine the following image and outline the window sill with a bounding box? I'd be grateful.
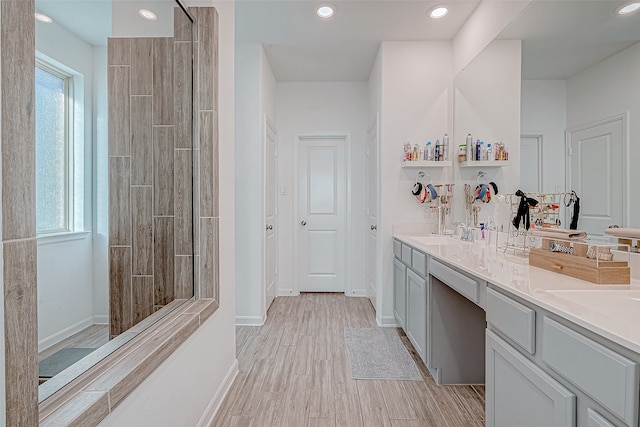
[37,231,91,246]
[38,298,219,426]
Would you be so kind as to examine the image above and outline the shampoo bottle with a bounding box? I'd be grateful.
[443,133,449,161]
[466,134,473,161]
[435,140,440,161]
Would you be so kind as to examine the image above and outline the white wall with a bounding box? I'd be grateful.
[521,80,567,194]
[276,82,368,296]
[566,41,640,227]
[35,19,102,350]
[97,1,237,423]
[234,43,276,324]
[377,41,453,324]
[452,40,522,230]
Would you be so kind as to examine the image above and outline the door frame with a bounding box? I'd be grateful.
[520,132,543,193]
[263,114,278,314]
[565,113,629,229]
[292,132,351,295]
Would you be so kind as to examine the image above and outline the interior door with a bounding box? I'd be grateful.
[568,117,624,235]
[264,117,277,310]
[366,115,379,307]
[297,136,346,292]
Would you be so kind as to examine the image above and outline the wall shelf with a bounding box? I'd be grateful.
[459,160,511,167]
[401,160,452,168]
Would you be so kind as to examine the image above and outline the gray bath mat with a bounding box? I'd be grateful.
[39,348,96,379]
[344,328,422,381]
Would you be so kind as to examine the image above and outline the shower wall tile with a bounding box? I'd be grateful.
[107,38,131,66]
[174,149,192,255]
[131,187,153,275]
[174,41,193,149]
[130,38,153,96]
[153,38,174,125]
[132,276,154,325]
[2,3,35,242]
[130,96,153,186]
[174,6,192,42]
[108,157,131,246]
[200,217,218,299]
[154,217,175,306]
[108,66,131,156]
[192,43,199,149]
[199,111,216,218]
[3,239,38,426]
[197,7,218,111]
[110,246,132,338]
[174,256,193,299]
[153,126,175,216]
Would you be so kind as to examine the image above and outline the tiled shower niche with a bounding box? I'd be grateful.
[108,8,219,338]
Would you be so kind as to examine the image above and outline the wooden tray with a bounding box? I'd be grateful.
[529,241,630,284]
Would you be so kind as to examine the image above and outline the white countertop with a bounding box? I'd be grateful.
[394,233,640,354]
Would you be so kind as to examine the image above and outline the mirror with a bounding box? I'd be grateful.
[35,0,194,401]
[454,0,640,234]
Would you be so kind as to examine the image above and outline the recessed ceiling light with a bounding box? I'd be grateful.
[35,12,53,23]
[617,1,640,15]
[317,4,335,19]
[139,9,157,21]
[429,6,449,19]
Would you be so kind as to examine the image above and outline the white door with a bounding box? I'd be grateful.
[568,117,625,235]
[297,135,346,292]
[366,116,379,308]
[520,135,542,193]
[264,116,277,310]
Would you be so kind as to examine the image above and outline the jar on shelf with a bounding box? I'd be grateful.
[458,144,467,163]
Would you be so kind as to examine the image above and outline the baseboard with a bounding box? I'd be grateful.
[278,289,298,296]
[376,315,399,327]
[93,314,108,324]
[347,289,366,297]
[236,315,266,326]
[195,359,239,427]
[38,316,94,351]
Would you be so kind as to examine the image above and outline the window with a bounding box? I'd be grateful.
[35,61,73,234]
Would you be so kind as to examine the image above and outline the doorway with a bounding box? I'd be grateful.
[567,115,627,235]
[295,134,347,292]
[520,134,542,193]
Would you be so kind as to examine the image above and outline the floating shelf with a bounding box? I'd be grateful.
[459,160,511,167]
[401,160,452,168]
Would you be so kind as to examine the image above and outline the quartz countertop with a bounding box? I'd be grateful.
[394,233,640,354]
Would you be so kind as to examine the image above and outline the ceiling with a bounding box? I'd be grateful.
[497,1,640,80]
[236,1,481,82]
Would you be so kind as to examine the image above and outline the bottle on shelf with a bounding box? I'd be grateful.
[412,144,419,161]
[458,144,466,163]
[434,139,440,161]
[475,140,481,161]
[426,141,434,161]
[487,143,493,162]
[466,134,473,162]
[443,133,449,161]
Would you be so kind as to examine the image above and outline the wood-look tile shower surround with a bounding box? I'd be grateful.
[0,2,219,425]
[108,7,220,337]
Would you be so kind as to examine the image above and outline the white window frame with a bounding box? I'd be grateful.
[35,59,75,235]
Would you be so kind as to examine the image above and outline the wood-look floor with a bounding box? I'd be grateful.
[213,293,485,427]
[38,324,110,362]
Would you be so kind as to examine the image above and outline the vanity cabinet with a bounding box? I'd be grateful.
[406,268,427,361]
[393,258,407,329]
[487,330,576,427]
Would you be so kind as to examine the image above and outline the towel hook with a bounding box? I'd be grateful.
[415,171,431,185]
[476,170,487,186]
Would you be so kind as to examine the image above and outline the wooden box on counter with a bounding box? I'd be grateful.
[528,238,630,285]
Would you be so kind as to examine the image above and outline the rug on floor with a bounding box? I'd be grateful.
[39,347,96,379]
[344,328,422,381]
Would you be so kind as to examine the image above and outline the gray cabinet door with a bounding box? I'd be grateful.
[393,257,407,329]
[406,268,427,363]
[487,330,576,427]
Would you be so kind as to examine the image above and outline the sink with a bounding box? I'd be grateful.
[410,235,454,246]
[546,290,640,320]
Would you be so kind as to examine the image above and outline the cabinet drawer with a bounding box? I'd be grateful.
[430,260,479,304]
[586,408,615,427]
[411,249,427,277]
[487,288,535,354]
[542,317,639,426]
[394,239,402,259]
[401,244,412,265]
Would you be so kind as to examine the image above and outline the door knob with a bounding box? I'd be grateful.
[266,225,273,231]
[371,225,377,231]
[301,220,307,226]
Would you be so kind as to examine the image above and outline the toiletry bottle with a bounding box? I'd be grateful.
[476,140,481,161]
[412,144,419,161]
[434,140,440,161]
[426,142,433,161]
[443,133,449,161]
[480,222,485,240]
[424,142,429,160]
[487,144,493,162]
[419,148,424,161]
[466,134,473,161]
